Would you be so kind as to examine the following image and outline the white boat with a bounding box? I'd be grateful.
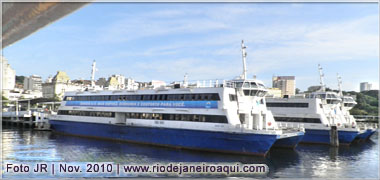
[48,41,304,156]
[266,65,364,145]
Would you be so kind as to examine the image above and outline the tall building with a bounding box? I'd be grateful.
[272,76,296,97]
[360,82,372,92]
[23,75,42,91]
[1,56,16,90]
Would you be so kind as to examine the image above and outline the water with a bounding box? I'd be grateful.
[2,126,378,178]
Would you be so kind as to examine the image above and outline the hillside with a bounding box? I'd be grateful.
[346,90,378,116]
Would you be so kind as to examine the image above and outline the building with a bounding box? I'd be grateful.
[106,75,125,90]
[272,76,295,97]
[1,56,16,91]
[267,88,282,98]
[150,80,166,89]
[360,82,372,92]
[42,71,83,100]
[125,78,138,90]
[23,75,42,91]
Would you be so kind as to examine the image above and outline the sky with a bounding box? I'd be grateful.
[3,3,379,92]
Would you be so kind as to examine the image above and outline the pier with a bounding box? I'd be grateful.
[2,99,60,130]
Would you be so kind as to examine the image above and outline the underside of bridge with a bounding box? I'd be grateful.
[2,2,89,49]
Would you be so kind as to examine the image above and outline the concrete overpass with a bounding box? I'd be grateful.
[2,2,89,48]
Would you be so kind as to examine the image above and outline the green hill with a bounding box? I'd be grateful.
[346,90,378,116]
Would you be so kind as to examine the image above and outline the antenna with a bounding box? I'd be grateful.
[241,40,247,79]
[337,73,343,97]
[91,60,96,87]
[318,64,325,92]
[183,73,188,87]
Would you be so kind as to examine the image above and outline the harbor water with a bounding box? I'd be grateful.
[2,126,379,178]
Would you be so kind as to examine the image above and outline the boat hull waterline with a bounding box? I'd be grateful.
[50,120,280,156]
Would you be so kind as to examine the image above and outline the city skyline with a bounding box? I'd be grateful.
[3,3,379,92]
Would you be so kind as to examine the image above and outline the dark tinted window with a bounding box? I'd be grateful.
[266,103,308,108]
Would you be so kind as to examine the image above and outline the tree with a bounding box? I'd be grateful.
[295,88,301,94]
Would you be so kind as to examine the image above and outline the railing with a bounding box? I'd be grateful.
[277,122,305,132]
[353,115,379,123]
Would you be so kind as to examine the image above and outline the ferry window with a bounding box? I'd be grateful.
[143,95,151,100]
[243,82,250,88]
[179,94,185,100]
[162,95,167,100]
[250,90,258,96]
[235,82,243,88]
[175,114,180,120]
[258,91,265,97]
[191,94,197,100]
[211,94,220,100]
[184,94,192,100]
[167,94,175,101]
[266,103,309,108]
[203,94,210,100]
[196,94,202,100]
[258,83,265,88]
[327,94,332,98]
[250,82,258,88]
[243,90,250,96]
[229,94,237,101]
[275,117,321,123]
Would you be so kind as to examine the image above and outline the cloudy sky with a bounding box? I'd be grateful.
[3,3,379,91]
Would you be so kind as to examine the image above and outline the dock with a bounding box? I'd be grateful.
[2,99,60,130]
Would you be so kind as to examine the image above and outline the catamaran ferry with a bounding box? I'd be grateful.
[49,41,304,156]
[335,76,378,140]
[266,66,366,145]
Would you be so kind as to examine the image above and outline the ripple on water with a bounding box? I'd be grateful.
[2,127,378,178]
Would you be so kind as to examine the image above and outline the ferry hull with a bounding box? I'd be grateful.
[301,129,358,145]
[356,129,377,141]
[272,132,304,149]
[49,120,278,156]
[338,130,359,145]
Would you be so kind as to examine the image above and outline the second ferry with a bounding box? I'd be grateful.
[49,41,304,156]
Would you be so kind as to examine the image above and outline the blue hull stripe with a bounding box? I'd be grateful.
[50,120,278,156]
[301,129,359,145]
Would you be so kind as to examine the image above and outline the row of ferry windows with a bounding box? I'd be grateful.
[275,117,321,124]
[243,90,267,97]
[64,93,220,101]
[58,110,115,117]
[125,113,228,123]
[266,103,309,108]
[57,110,227,124]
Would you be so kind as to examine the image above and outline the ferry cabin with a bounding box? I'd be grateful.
[50,78,303,156]
[55,79,278,132]
[266,91,361,145]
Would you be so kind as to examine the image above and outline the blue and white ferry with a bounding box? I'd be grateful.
[335,75,377,141]
[49,41,304,156]
[266,66,364,145]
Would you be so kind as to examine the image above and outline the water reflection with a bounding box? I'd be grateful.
[2,126,378,178]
